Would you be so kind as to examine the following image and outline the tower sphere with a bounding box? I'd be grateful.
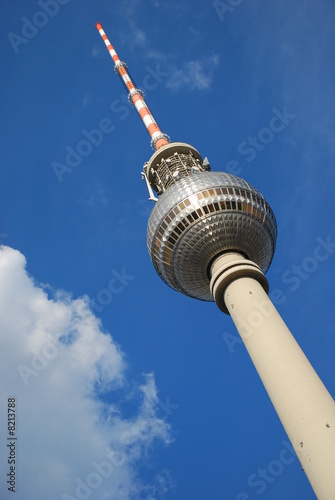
[146,143,277,301]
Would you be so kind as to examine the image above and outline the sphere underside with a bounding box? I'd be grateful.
[147,171,277,301]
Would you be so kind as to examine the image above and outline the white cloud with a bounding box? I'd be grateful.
[0,246,171,500]
[107,1,219,92]
[128,19,147,47]
[81,94,91,108]
[145,50,220,92]
[91,45,102,58]
[77,181,110,208]
[116,0,147,49]
[167,54,220,92]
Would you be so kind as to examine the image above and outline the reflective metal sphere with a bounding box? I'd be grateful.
[147,157,277,301]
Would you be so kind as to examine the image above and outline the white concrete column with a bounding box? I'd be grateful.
[210,253,335,500]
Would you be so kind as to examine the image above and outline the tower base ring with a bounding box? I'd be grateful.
[210,253,269,314]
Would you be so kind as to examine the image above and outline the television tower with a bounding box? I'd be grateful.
[95,22,335,499]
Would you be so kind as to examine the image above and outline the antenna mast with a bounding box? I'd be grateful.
[95,22,170,151]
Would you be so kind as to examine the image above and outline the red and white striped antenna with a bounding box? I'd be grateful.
[95,22,171,151]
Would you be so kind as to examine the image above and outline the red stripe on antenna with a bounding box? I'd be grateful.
[95,22,170,151]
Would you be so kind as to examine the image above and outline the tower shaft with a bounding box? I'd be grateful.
[95,23,170,151]
[211,253,335,499]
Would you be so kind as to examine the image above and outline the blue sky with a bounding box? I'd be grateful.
[1,1,335,499]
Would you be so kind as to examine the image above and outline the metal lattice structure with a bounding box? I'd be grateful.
[143,143,210,194]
